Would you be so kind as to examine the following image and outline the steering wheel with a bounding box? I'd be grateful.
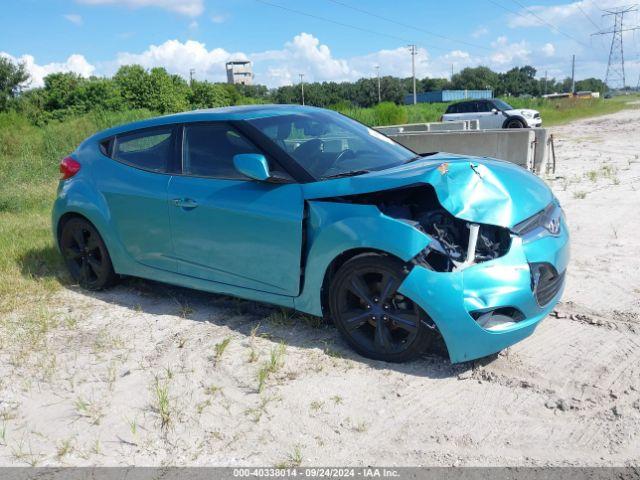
[293,138,323,158]
[333,148,356,165]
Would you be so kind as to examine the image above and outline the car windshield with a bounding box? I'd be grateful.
[493,99,514,111]
[246,110,417,180]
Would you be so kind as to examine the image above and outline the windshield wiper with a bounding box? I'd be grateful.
[321,169,370,180]
[403,153,436,164]
[403,155,423,164]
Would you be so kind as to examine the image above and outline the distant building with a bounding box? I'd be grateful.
[226,60,253,85]
[542,93,571,100]
[404,89,493,104]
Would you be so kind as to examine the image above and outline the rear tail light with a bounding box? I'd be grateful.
[60,156,81,180]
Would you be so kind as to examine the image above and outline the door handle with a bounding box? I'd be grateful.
[171,198,199,209]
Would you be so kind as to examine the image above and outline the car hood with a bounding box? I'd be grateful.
[505,108,539,116]
[301,153,553,228]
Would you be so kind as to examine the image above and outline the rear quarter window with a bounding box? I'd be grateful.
[111,126,175,173]
[446,104,458,114]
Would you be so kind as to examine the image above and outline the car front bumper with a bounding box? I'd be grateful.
[398,220,569,363]
[527,117,543,127]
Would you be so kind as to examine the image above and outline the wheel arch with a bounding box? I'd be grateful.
[293,201,431,316]
[53,201,127,273]
[56,211,94,244]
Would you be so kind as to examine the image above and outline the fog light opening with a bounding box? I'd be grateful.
[471,307,525,331]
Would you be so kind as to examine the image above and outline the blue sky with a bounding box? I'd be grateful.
[2,0,639,88]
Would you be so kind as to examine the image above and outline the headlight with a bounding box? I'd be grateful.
[512,201,562,241]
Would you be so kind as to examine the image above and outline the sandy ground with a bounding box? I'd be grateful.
[1,108,639,467]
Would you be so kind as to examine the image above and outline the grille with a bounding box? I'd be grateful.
[531,263,565,306]
[534,113,541,119]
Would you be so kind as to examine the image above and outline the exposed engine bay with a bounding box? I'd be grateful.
[330,185,512,272]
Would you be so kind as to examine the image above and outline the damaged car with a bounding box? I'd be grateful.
[53,105,569,363]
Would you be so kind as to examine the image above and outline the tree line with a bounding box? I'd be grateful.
[0,56,608,124]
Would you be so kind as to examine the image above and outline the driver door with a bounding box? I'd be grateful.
[167,122,304,296]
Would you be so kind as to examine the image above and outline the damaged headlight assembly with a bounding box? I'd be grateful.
[512,200,564,242]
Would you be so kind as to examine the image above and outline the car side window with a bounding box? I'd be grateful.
[112,126,175,172]
[460,102,477,113]
[446,104,458,114]
[182,123,266,179]
[477,101,491,113]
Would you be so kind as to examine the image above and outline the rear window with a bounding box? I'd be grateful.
[111,126,175,173]
[445,104,458,114]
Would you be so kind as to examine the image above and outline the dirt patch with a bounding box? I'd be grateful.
[1,109,639,466]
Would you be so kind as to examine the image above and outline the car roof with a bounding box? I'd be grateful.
[90,104,328,141]
[450,98,495,106]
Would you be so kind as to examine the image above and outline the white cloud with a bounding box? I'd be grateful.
[188,21,198,30]
[0,52,95,88]
[4,31,629,90]
[63,14,83,26]
[77,0,203,17]
[211,14,229,24]
[472,26,489,38]
[253,33,352,86]
[349,46,431,80]
[114,39,245,81]
[541,43,555,57]
[489,36,531,65]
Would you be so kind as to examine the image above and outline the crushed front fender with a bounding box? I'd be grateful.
[399,224,569,363]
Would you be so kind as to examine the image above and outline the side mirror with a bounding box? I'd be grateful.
[491,108,499,114]
[233,153,295,183]
[233,153,270,181]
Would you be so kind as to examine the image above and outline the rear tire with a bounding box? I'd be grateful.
[59,218,117,290]
[328,254,434,362]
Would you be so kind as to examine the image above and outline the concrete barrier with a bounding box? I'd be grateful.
[531,128,555,175]
[388,129,536,170]
[376,120,479,135]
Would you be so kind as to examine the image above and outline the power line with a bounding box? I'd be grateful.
[325,0,493,52]
[486,0,591,48]
[510,0,592,48]
[254,0,415,46]
[576,3,601,29]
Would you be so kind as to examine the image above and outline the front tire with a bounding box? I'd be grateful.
[505,118,526,128]
[328,254,434,362]
[59,217,117,290]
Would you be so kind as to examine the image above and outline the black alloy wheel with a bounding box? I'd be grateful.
[60,218,116,290]
[329,254,434,362]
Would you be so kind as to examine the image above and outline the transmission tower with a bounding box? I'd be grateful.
[592,5,639,90]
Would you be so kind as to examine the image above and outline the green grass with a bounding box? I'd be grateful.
[0,109,155,336]
[338,94,640,127]
[0,95,638,323]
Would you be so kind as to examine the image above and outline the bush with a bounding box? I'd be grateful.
[373,102,408,126]
[189,81,233,109]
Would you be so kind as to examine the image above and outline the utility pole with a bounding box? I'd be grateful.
[592,5,639,91]
[375,65,381,103]
[189,68,195,86]
[408,44,417,105]
[544,70,548,95]
[451,64,454,80]
[299,73,305,105]
[571,55,576,94]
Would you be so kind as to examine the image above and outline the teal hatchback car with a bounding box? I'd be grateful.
[53,105,569,363]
